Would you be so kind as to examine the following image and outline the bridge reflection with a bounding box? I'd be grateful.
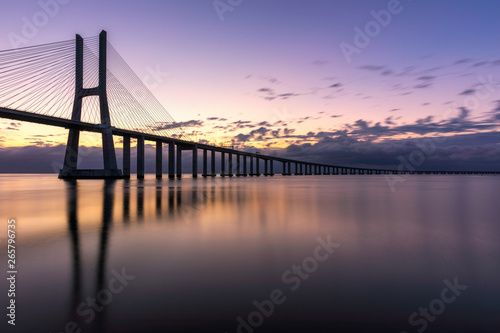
[63,178,242,330]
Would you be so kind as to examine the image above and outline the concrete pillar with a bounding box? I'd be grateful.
[123,136,130,179]
[211,150,216,177]
[243,155,247,176]
[236,154,241,176]
[137,136,144,179]
[176,144,182,178]
[250,156,254,176]
[228,153,233,177]
[282,161,286,176]
[256,157,260,176]
[168,142,175,179]
[98,31,119,176]
[264,159,268,176]
[202,149,208,177]
[156,140,162,179]
[221,151,225,176]
[270,159,274,176]
[192,145,198,178]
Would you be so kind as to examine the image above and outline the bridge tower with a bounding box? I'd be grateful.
[59,30,123,179]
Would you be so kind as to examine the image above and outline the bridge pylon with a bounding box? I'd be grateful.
[59,30,123,179]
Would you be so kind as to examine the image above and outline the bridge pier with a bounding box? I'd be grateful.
[221,152,226,177]
[264,159,269,176]
[256,157,260,176]
[123,136,130,179]
[236,154,241,176]
[243,155,247,176]
[156,140,162,179]
[168,142,175,179]
[270,160,274,176]
[249,156,254,176]
[228,153,233,177]
[137,136,145,179]
[202,149,208,177]
[176,144,182,178]
[192,144,198,178]
[211,150,216,177]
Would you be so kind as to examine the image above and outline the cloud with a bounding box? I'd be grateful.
[385,116,395,125]
[277,93,299,99]
[454,59,472,65]
[152,120,203,130]
[359,65,385,71]
[275,132,500,171]
[207,117,227,121]
[329,83,342,88]
[459,89,475,95]
[258,87,300,101]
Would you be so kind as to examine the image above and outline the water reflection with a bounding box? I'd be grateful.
[63,178,247,328]
[45,176,500,333]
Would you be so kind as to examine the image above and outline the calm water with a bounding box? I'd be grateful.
[1,174,499,333]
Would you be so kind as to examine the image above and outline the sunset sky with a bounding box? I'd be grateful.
[1,0,500,172]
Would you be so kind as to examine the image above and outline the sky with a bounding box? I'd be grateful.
[1,0,500,172]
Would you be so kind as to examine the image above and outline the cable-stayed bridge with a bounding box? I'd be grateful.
[0,31,498,179]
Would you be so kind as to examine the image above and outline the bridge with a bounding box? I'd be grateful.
[0,31,498,179]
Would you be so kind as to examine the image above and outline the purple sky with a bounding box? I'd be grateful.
[1,0,500,172]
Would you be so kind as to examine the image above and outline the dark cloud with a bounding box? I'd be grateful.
[235,134,251,142]
[385,116,395,125]
[414,82,432,89]
[359,65,384,71]
[258,87,274,94]
[459,89,475,95]
[330,115,343,118]
[473,61,488,67]
[152,120,203,130]
[277,93,299,99]
[258,87,300,101]
[454,59,472,65]
[329,83,342,88]
[276,132,500,171]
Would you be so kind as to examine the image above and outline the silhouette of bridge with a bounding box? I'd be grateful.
[0,31,498,179]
